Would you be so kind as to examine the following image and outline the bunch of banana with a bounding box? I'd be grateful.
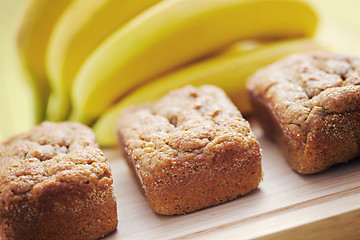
[17,0,74,121]
[16,0,319,146]
[0,0,38,142]
[46,0,163,121]
[69,0,317,124]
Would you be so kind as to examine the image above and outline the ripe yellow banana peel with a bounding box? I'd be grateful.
[70,0,317,124]
[46,0,164,121]
[94,39,322,147]
[0,0,37,142]
[16,0,73,121]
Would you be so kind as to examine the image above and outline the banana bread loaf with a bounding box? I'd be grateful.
[0,122,118,240]
[117,85,262,215]
[247,51,360,174]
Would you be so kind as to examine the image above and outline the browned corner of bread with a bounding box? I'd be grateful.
[0,121,118,240]
[246,51,360,174]
[116,85,262,215]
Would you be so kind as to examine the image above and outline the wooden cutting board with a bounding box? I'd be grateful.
[103,120,360,240]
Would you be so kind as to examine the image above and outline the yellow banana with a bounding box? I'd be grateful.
[93,38,322,147]
[70,0,317,124]
[16,0,73,121]
[46,0,163,121]
[1,0,37,141]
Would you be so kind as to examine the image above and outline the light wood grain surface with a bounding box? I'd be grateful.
[103,120,360,240]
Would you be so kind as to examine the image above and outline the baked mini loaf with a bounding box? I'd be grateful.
[117,85,262,215]
[247,51,360,174]
[0,122,117,240]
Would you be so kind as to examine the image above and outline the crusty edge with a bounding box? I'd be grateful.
[247,87,360,174]
[0,180,118,240]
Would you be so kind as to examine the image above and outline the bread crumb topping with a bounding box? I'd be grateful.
[0,122,111,203]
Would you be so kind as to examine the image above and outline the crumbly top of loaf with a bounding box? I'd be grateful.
[0,122,111,206]
[247,51,360,126]
[117,85,258,176]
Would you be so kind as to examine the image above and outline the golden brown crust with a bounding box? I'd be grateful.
[117,85,262,215]
[247,51,360,174]
[0,122,118,240]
